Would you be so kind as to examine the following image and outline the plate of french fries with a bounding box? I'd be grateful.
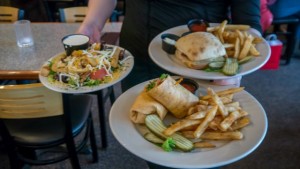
[149,21,271,80]
[109,77,268,168]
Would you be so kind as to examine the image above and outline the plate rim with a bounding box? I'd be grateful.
[109,78,268,168]
[39,47,134,94]
[148,25,271,80]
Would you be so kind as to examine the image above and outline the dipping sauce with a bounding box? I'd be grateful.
[62,34,89,46]
[177,78,199,94]
[187,19,209,32]
[181,83,197,93]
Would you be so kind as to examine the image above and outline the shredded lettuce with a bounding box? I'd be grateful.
[162,137,175,152]
[160,73,168,80]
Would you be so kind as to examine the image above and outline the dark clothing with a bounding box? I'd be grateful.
[268,0,300,38]
[119,0,261,91]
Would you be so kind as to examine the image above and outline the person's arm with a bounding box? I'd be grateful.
[78,0,117,43]
[230,0,262,34]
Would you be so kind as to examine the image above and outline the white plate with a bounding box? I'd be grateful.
[109,78,268,169]
[39,49,134,94]
[148,25,271,80]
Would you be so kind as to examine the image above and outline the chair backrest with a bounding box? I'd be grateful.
[59,6,88,23]
[0,6,25,22]
[0,83,63,119]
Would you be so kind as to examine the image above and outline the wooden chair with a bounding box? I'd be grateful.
[0,83,98,169]
[0,6,25,22]
[59,6,87,23]
[59,6,120,23]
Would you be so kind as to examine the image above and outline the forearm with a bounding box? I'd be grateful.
[83,0,117,31]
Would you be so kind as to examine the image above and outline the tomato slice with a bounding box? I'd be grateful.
[90,68,107,80]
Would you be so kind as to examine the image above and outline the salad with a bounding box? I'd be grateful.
[40,43,130,88]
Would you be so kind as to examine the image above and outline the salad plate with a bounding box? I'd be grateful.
[39,45,134,94]
[109,78,268,168]
[148,25,271,80]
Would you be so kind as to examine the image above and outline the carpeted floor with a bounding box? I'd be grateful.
[1,57,300,169]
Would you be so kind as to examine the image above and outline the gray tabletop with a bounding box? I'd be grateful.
[0,22,122,72]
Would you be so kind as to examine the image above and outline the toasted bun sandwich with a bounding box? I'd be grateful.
[175,32,226,69]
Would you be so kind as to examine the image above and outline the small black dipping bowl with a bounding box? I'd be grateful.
[62,34,90,56]
[181,31,192,37]
[161,33,180,54]
[177,78,199,94]
[187,19,209,32]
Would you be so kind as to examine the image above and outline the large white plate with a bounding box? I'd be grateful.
[39,49,134,94]
[148,25,271,80]
[109,78,268,169]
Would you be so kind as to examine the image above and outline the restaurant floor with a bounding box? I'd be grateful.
[1,57,300,169]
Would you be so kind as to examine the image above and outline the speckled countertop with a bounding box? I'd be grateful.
[0,22,122,71]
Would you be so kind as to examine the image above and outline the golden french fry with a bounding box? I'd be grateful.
[218,20,228,43]
[187,104,208,116]
[225,102,241,112]
[208,116,223,130]
[220,110,240,131]
[223,43,235,48]
[233,37,240,58]
[239,34,254,60]
[201,87,245,100]
[179,123,200,131]
[208,88,228,117]
[199,100,209,105]
[249,44,260,56]
[207,24,250,32]
[200,131,243,140]
[163,119,202,136]
[194,105,218,138]
[235,29,245,46]
[194,141,216,148]
[185,110,207,120]
[181,131,195,139]
[229,117,251,131]
[224,24,250,31]
[253,37,263,44]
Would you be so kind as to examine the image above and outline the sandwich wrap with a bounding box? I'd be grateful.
[130,90,168,123]
[147,76,199,118]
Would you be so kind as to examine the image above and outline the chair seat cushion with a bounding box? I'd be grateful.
[3,94,93,146]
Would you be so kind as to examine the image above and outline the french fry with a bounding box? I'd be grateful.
[199,100,209,105]
[253,37,263,44]
[194,141,216,148]
[181,131,195,139]
[235,29,245,46]
[220,110,240,131]
[249,44,260,56]
[207,24,250,32]
[229,117,251,131]
[163,119,202,136]
[208,88,228,117]
[223,43,235,48]
[194,105,218,138]
[179,124,199,131]
[208,116,223,130]
[225,102,241,112]
[200,131,243,140]
[233,37,240,58]
[201,87,244,100]
[187,104,208,116]
[218,20,228,43]
[239,34,254,60]
[185,110,207,120]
